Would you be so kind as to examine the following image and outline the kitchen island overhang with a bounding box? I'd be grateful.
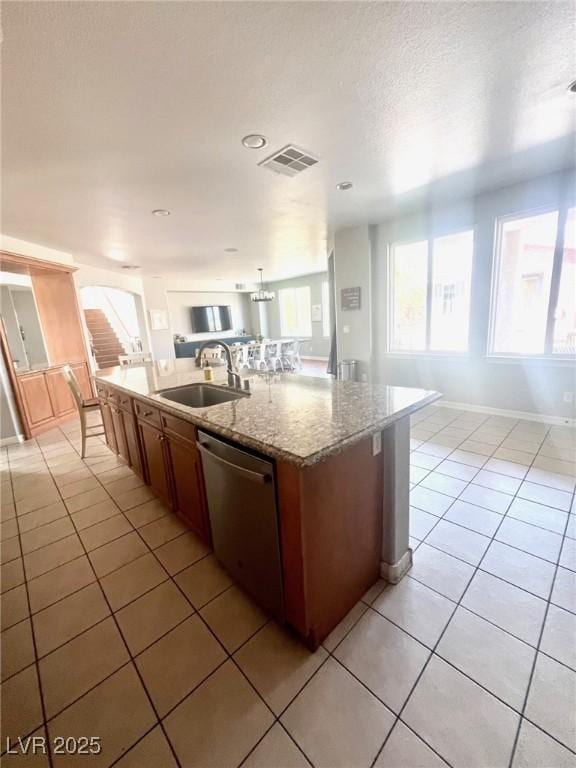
[95,359,441,649]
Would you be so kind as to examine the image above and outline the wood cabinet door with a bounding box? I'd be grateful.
[165,433,210,544]
[122,411,143,479]
[46,369,75,416]
[138,420,171,506]
[100,401,118,454]
[111,406,130,464]
[19,372,55,426]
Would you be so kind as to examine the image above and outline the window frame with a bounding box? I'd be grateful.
[487,203,573,361]
[386,230,475,356]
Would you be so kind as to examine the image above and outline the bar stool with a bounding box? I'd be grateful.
[61,365,105,459]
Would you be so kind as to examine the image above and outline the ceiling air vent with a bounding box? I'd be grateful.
[258,145,319,177]
[235,283,247,290]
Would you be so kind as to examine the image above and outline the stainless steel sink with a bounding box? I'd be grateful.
[157,383,249,408]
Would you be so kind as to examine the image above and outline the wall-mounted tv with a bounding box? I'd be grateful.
[190,305,233,333]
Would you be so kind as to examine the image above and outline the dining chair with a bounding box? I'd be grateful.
[61,365,105,458]
[267,341,285,372]
[253,342,269,371]
[282,339,302,371]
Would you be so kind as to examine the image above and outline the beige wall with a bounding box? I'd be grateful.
[333,226,373,379]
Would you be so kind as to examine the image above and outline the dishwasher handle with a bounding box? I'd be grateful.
[196,441,271,485]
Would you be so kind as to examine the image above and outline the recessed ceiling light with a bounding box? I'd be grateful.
[336,181,353,191]
[568,80,576,94]
[224,247,239,253]
[242,134,268,150]
[152,209,170,216]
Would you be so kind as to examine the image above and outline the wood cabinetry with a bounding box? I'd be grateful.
[100,400,117,454]
[97,379,383,650]
[97,384,143,479]
[19,372,54,427]
[17,361,94,431]
[122,411,143,478]
[110,405,130,465]
[98,383,209,544]
[0,251,95,439]
[138,420,172,506]
[162,421,210,542]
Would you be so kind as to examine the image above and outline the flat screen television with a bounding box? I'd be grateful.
[190,305,233,333]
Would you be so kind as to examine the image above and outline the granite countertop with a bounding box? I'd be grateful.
[95,358,441,466]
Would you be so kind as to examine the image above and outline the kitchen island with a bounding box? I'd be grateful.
[95,358,440,649]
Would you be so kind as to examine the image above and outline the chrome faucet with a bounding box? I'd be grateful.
[195,341,242,389]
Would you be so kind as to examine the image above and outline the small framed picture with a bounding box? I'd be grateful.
[311,304,323,322]
[149,309,169,331]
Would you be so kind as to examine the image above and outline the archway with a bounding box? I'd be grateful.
[79,285,149,368]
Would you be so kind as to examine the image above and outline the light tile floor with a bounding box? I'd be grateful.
[1,405,575,767]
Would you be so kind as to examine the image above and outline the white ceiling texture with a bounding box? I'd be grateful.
[2,1,575,281]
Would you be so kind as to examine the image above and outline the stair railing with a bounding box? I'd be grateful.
[99,290,133,354]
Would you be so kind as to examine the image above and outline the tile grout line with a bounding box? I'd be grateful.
[506,476,576,767]
[4,409,574,766]
[6,447,55,768]
[420,416,576,759]
[53,422,289,766]
[368,415,554,767]
[36,426,186,768]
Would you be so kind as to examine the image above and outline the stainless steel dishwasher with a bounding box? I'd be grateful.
[197,430,284,620]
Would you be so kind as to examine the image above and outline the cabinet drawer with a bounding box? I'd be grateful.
[134,399,162,428]
[117,393,133,412]
[160,412,197,447]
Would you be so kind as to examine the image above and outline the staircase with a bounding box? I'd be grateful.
[84,308,126,368]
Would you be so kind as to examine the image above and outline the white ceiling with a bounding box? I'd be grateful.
[2,1,575,281]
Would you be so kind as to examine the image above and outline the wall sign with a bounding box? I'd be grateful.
[311,304,322,322]
[341,287,361,311]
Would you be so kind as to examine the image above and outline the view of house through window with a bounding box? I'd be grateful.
[490,211,558,355]
[489,208,575,357]
[279,285,312,337]
[430,231,474,351]
[389,231,473,352]
[389,240,428,351]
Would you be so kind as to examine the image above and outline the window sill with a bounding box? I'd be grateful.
[485,355,576,367]
[384,352,471,361]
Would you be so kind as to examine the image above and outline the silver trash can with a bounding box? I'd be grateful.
[337,359,358,381]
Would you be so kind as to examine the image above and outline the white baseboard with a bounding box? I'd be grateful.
[1,435,24,447]
[435,400,575,428]
[300,356,329,361]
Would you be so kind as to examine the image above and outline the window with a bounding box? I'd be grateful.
[389,231,473,352]
[490,209,574,357]
[321,281,331,337]
[430,232,474,351]
[279,286,312,337]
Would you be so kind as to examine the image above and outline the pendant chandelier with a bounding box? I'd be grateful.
[250,268,275,303]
